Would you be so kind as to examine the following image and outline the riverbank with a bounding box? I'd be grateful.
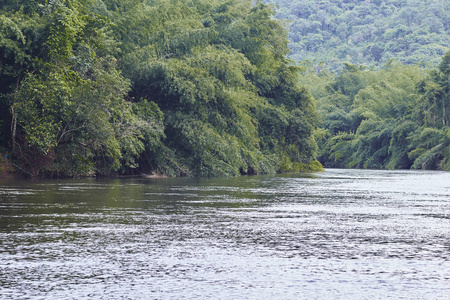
[0,155,19,179]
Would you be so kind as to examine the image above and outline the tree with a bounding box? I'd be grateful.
[9,0,164,176]
[1,0,321,177]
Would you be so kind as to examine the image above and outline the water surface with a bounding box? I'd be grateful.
[1,169,449,299]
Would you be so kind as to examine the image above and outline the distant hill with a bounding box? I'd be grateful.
[268,0,450,70]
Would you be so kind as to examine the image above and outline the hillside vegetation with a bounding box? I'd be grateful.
[269,0,450,70]
[264,0,450,171]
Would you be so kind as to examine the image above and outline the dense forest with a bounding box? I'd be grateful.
[268,0,450,70]
[265,0,450,171]
[0,0,321,178]
[302,52,450,170]
[1,0,449,178]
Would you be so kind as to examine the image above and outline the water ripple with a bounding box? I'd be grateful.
[1,169,450,299]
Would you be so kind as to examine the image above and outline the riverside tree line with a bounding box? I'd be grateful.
[0,0,320,177]
[0,0,449,177]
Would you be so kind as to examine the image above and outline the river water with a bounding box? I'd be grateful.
[1,169,449,299]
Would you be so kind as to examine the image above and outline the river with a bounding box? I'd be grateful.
[1,169,449,299]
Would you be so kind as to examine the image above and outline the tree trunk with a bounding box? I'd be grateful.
[11,106,17,152]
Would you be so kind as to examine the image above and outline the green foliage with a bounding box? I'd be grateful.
[108,0,319,177]
[14,72,72,153]
[0,0,320,177]
[2,0,164,177]
[0,9,45,146]
[268,0,450,70]
[386,121,418,169]
[314,51,450,171]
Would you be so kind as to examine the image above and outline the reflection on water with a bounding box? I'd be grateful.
[1,169,450,299]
